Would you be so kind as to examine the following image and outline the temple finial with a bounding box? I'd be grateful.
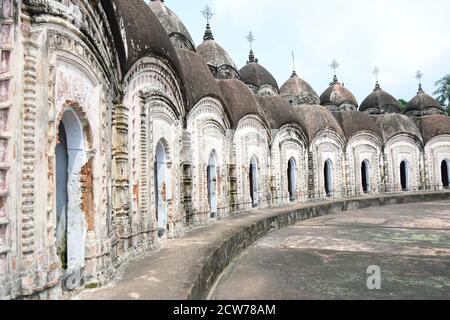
[291,51,297,77]
[415,70,424,94]
[373,66,381,90]
[201,5,215,41]
[330,59,340,83]
[246,31,257,63]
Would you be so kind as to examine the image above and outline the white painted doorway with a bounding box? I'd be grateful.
[207,152,218,218]
[249,156,259,208]
[55,109,87,270]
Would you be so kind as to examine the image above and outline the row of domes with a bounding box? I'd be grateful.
[147,0,444,117]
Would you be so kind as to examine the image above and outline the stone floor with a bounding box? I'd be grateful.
[209,201,450,300]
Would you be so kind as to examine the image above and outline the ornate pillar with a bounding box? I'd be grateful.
[19,11,41,283]
[227,130,238,212]
[307,150,315,200]
[111,100,131,259]
[0,0,14,286]
[180,129,193,224]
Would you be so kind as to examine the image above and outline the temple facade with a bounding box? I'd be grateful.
[1,0,450,299]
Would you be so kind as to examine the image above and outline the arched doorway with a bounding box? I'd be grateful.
[400,160,410,191]
[249,156,259,208]
[155,141,169,237]
[324,159,333,197]
[55,109,88,271]
[207,152,218,218]
[287,158,297,202]
[361,160,370,194]
[442,160,450,188]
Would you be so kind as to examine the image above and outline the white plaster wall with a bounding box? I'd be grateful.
[311,131,345,199]
[425,135,450,189]
[346,134,383,195]
[385,135,422,192]
[234,116,270,210]
[187,97,230,222]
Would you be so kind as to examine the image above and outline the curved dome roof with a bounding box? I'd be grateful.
[375,113,422,143]
[320,76,358,110]
[280,72,320,105]
[405,85,444,116]
[416,115,450,144]
[333,111,382,141]
[197,40,238,73]
[217,79,263,129]
[360,82,401,114]
[149,0,195,51]
[295,105,345,142]
[239,53,279,91]
[256,96,305,131]
[101,0,183,76]
[176,49,226,113]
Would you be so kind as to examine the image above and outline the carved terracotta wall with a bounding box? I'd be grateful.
[0,0,13,278]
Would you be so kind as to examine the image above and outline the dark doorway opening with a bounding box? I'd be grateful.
[287,158,296,202]
[361,160,370,194]
[400,161,409,191]
[442,160,449,188]
[324,160,333,197]
[249,156,258,208]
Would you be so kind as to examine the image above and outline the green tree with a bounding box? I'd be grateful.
[434,74,450,113]
[398,99,408,112]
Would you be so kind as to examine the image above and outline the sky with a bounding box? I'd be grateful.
[160,0,450,103]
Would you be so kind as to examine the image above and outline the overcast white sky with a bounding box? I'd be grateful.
[165,0,450,103]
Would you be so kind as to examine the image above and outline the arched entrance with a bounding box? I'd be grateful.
[207,152,218,218]
[361,160,370,194]
[442,160,450,188]
[287,158,297,202]
[400,160,410,191]
[155,141,170,237]
[324,159,333,197]
[55,109,88,272]
[249,156,259,208]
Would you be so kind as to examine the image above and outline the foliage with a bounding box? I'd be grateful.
[434,74,450,114]
[398,99,408,112]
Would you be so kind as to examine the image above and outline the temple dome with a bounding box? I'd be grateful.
[149,0,195,51]
[280,71,320,106]
[217,79,264,129]
[256,96,306,131]
[405,84,444,117]
[101,0,183,76]
[360,82,401,114]
[416,115,450,144]
[333,111,382,142]
[176,49,226,113]
[239,52,279,96]
[196,24,239,80]
[375,113,422,143]
[295,105,345,142]
[320,76,358,111]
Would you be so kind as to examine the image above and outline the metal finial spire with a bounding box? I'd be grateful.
[330,59,340,74]
[201,5,215,24]
[373,66,381,81]
[329,59,340,83]
[246,31,255,50]
[291,51,297,77]
[201,5,215,41]
[415,70,423,83]
[416,70,424,93]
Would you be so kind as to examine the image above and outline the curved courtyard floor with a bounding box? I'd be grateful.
[209,201,450,300]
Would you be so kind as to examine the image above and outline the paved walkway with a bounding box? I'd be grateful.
[210,200,450,300]
[73,192,450,300]
[74,202,304,300]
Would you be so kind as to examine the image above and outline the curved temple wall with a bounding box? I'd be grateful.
[1,0,450,300]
